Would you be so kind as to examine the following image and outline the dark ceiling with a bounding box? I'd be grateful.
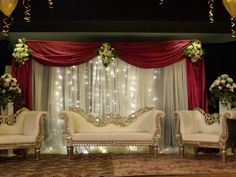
[0,0,232,33]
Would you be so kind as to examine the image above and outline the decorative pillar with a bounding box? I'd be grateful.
[219,101,231,115]
[0,102,15,157]
[0,102,14,116]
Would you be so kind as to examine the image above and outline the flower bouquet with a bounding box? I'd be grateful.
[209,74,236,108]
[97,43,117,67]
[184,40,204,63]
[0,73,22,109]
[12,38,31,65]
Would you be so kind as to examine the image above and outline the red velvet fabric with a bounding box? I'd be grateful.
[11,40,208,112]
[26,41,101,66]
[186,57,209,112]
[12,60,32,110]
[113,40,191,68]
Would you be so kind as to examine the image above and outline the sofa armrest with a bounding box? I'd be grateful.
[223,110,236,120]
[60,111,75,140]
[23,111,47,137]
[218,110,236,144]
[153,110,165,143]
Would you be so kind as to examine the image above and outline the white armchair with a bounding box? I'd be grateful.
[173,108,236,162]
[0,108,47,160]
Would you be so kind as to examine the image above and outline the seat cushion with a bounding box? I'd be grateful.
[71,132,153,141]
[0,135,36,144]
[182,132,220,142]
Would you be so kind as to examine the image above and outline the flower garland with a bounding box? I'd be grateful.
[0,73,21,108]
[12,38,31,65]
[97,43,117,67]
[184,40,204,63]
[209,74,236,108]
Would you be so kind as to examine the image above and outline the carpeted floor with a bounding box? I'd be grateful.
[1,153,236,177]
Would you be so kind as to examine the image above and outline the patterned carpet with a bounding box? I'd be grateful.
[0,153,236,177]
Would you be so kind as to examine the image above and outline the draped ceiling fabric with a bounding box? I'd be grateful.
[12,40,208,153]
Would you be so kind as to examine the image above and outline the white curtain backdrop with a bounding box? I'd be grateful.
[32,57,188,154]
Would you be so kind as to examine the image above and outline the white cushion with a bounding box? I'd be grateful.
[182,132,220,142]
[0,135,36,144]
[71,132,153,141]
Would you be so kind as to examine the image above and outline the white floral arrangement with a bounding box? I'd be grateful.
[0,73,21,108]
[209,74,236,108]
[184,40,204,63]
[97,43,117,67]
[12,38,31,65]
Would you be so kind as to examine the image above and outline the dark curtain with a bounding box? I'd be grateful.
[0,40,11,75]
[203,41,236,113]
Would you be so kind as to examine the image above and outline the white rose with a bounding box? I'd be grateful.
[220,80,226,84]
[221,74,229,78]
[227,78,233,82]
[215,80,220,85]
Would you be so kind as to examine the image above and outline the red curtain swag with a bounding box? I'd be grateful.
[12,40,208,112]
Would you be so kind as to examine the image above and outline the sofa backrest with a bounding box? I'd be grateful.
[198,115,221,133]
[0,110,28,135]
[23,111,44,136]
[178,110,221,134]
[64,109,161,134]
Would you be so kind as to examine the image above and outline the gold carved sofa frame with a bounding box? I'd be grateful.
[173,108,236,162]
[60,107,165,159]
[0,108,47,160]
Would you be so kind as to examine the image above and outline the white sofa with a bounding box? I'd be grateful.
[173,108,236,162]
[0,107,47,160]
[60,107,165,159]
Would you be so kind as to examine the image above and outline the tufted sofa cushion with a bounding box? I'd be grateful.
[65,110,157,134]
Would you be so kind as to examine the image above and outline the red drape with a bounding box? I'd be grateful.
[186,57,209,112]
[113,41,191,68]
[12,40,208,112]
[26,41,101,66]
[12,60,32,109]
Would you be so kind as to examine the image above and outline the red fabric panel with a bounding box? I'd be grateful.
[186,58,209,112]
[12,60,32,110]
[26,40,101,67]
[114,40,192,68]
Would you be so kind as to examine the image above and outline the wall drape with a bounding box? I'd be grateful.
[12,40,208,112]
[26,40,191,68]
[12,60,32,109]
[186,58,209,112]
